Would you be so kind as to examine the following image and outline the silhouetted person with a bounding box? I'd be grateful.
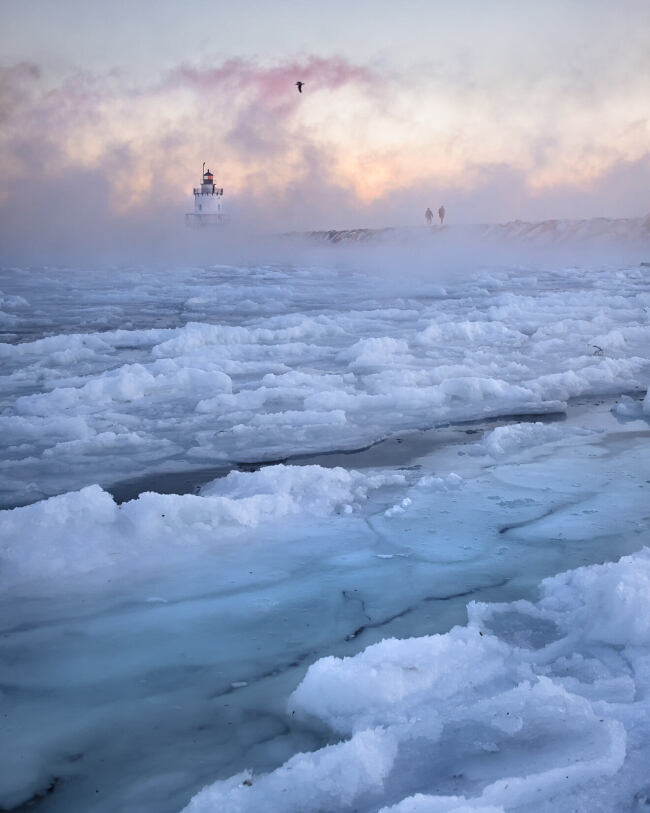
[425,207,433,225]
[296,81,304,93]
[438,205,445,225]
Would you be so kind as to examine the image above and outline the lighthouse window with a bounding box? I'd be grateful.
[198,204,202,211]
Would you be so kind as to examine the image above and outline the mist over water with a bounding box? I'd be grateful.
[1,122,649,271]
[3,198,648,276]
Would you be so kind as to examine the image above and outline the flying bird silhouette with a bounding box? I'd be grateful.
[296,81,304,93]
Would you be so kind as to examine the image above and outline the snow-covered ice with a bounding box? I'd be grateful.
[1,240,650,812]
[2,258,650,508]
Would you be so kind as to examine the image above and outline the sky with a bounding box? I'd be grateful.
[0,0,649,258]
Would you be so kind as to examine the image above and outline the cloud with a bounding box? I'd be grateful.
[0,52,648,264]
[0,62,41,123]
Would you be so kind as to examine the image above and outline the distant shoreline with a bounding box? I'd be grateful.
[292,214,650,247]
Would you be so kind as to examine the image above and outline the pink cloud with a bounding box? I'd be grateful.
[167,55,379,105]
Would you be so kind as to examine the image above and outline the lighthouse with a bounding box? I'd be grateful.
[185,163,226,226]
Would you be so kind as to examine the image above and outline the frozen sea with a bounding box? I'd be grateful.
[2,236,650,812]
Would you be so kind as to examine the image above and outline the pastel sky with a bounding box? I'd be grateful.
[1,0,649,242]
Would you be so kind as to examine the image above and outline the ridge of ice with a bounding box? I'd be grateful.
[0,465,405,590]
[182,548,650,812]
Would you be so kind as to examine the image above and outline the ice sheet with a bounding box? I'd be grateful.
[1,256,650,812]
[182,413,650,812]
[2,401,650,812]
[2,261,649,507]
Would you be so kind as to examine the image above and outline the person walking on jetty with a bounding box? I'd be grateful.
[438,205,446,225]
[425,207,433,225]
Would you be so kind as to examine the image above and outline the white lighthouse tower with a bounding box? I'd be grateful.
[185,163,226,226]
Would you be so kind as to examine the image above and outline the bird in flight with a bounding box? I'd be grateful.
[296,81,304,93]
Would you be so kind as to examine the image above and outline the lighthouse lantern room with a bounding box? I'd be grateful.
[185,163,226,226]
